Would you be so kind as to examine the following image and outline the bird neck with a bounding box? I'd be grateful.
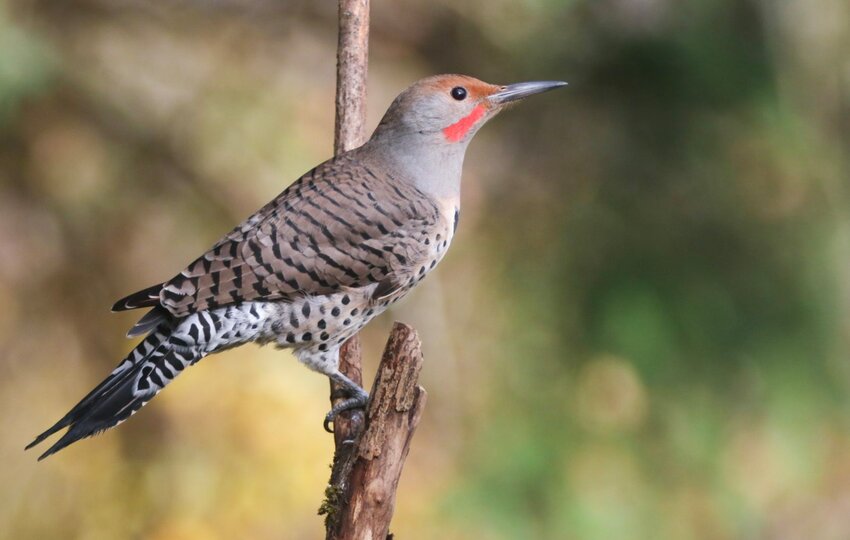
[358,132,467,201]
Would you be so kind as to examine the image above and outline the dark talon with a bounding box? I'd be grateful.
[322,394,369,434]
[324,371,369,434]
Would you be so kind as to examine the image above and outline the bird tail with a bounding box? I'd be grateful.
[26,320,204,460]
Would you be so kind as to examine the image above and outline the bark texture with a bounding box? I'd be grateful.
[334,0,370,155]
[322,323,427,540]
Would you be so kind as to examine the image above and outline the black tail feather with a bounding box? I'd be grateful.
[25,417,70,451]
[28,362,151,460]
[38,379,149,461]
[27,323,175,459]
[36,382,150,461]
[26,358,139,452]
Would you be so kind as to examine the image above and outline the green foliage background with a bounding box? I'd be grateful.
[1,0,849,538]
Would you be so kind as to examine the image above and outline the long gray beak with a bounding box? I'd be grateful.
[488,81,568,105]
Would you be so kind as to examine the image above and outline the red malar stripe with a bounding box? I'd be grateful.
[442,105,486,142]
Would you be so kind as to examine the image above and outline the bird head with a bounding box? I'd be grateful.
[371,74,567,147]
[362,74,566,198]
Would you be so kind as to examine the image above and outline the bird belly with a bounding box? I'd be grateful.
[181,216,457,371]
[185,289,384,354]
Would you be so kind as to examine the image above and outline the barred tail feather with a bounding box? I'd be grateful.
[26,322,202,460]
[33,374,152,460]
[24,325,170,452]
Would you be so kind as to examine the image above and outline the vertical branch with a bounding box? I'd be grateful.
[320,4,427,538]
[334,0,370,155]
[330,0,370,447]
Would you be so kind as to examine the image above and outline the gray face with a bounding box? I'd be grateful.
[397,90,482,137]
[375,83,490,144]
[369,74,505,149]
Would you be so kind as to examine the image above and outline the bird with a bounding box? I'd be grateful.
[26,74,566,460]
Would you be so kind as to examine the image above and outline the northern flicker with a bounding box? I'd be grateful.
[26,74,566,460]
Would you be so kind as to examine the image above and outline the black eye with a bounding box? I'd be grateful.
[450,86,467,100]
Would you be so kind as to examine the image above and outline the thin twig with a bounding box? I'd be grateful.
[328,0,371,448]
[334,0,370,155]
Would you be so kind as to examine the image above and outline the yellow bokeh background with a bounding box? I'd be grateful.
[1,0,850,538]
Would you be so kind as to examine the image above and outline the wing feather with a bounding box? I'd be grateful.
[116,154,441,323]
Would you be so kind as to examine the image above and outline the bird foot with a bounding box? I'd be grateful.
[324,370,369,433]
[323,388,368,433]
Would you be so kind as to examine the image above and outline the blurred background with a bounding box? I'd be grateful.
[1,0,849,538]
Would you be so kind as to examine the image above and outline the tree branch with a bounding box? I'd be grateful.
[321,323,427,540]
[328,0,371,450]
[334,0,369,155]
[322,3,427,537]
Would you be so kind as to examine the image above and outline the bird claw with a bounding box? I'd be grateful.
[324,370,368,433]
[323,392,369,433]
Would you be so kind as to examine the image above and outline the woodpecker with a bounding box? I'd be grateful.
[26,75,566,460]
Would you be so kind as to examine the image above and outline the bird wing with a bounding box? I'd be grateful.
[114,155,441,321]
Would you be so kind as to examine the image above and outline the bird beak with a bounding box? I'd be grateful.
[488,81,568,105]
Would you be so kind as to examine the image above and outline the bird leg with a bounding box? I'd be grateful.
[324,371,369,433]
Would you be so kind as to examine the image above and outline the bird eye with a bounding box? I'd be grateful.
[450,86,467,101]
